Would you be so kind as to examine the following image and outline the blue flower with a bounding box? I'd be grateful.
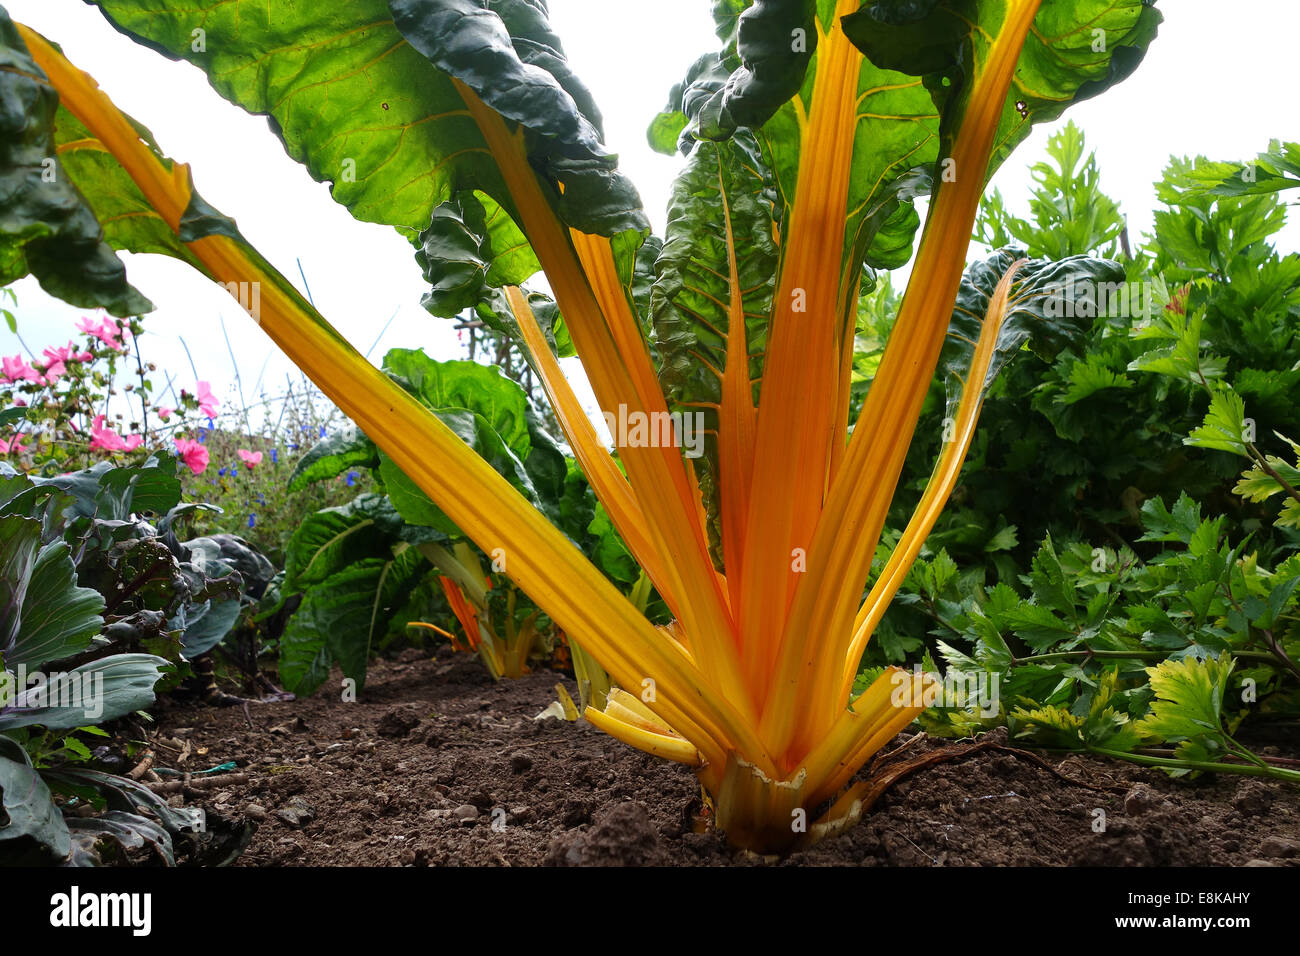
[248,513,256,528]
[218,467,227,477]
[271,448,279,464]
[346,471,358,487]
[319,425,326,438]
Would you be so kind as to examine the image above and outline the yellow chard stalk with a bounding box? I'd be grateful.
[5,0,1161,853]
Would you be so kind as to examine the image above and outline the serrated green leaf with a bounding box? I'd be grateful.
[1136,655,1233,744]
[1185,385,1249,455]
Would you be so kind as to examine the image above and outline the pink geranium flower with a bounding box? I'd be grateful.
[174,437,209,475]
[41,360,66,383]
[194,381,220,418]
[237,449,263,469]
[156,406,173,421]
[1,355,41,384]
[0,434,27,455]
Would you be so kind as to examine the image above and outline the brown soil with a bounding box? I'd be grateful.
[136,647,1300,866]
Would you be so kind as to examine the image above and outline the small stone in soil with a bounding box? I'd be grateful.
[377,705,422,738]
[545,801,665,867]
[453,804,480,822]
[1259,835,1298,858]
[1124,783,1164,816]
[246,803,268,822]
[275,796,316,829]
[510,751,533,773]
[1232,780,1274,817]
[561,799,591,828]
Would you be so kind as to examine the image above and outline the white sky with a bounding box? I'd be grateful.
[2,0,1296,426]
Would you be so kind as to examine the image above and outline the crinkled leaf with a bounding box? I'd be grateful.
[0,11,152,316]
[279,547,427,696]
[693,0,818,142]
[650,133,779,557]
[288,425,378,492]
[939,249,1127,415]
[842,0,1161,173]
[416,191,540,319]
[283,493,408,592]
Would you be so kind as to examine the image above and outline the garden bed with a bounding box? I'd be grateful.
[139,648,1300,867]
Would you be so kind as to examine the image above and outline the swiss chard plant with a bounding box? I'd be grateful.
[0,0,1161,851]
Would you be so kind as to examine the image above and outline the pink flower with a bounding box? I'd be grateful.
[194,381,219,418]
[43,344,71,364]
[237,449,263,469]
[0,434,27,455]
[76,316,125,351]
[156,406,173,422]
[174,437,209,475]
[41,360,66,383]
[1,355,41,384]
[89,414,133,453]
[44,341,93,367]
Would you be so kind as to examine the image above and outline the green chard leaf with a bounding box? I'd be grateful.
[0,11,151,316]
[86,0,647,240]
